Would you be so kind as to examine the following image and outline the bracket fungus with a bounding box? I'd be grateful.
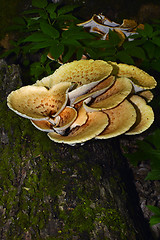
[7,59,157,145]
[78,14,144,42]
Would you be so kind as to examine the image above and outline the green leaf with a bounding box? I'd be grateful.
[87,39,112,48]
[45,62,52,75]
[40,22,60,39]
[40,53,47,64]
[97,48,116,58]
[61,39,81,47]
[145,129,160,150]
[116,51,134,64]
[150,215,160,226]
[126,46,146,59]
[23,9,42,15]
[30,62,44,77]
[56,14,79,22]
[151,30,160,38]
[76,47,84,60]
[143,41,156,59]
[49,42,64,60]
[57,5,79,15]
[32,0,48,8]
[62,29,93,40]
[62,46,76,63]
[138,24,153,38]
[152,36,160,47]
[31,40,54,49]
[22,32,52,42]
[38,9,48,19]
[151,60,160,72]
[123,39,146,49]
[145,170,160,180]
[108,29,121,47]
[46,3,59,14]
[144,24,153,37]
[147,206,160,215]
[85,48,98,59]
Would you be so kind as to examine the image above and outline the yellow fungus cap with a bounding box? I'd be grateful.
[84,77,132,111]
[110,62,157,89]
[126,95,154,135]
[7,82,71,120]
[96,99,136,139]
[35,60,113,88]
[48,111,109,145]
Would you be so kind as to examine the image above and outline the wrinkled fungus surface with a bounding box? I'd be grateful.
[7,59,157,145]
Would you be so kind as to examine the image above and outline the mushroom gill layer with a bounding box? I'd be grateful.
[7,59,157,145]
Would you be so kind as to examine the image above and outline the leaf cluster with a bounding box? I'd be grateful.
[121,22,160,70]
[1,0,96,80]
[2,0,160,82]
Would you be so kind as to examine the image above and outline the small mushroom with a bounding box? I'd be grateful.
[48,111,109,145]
[126,95,154,135]
[7,82,72,120]
[96,99,136,139]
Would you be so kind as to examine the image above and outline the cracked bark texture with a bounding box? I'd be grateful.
[0,59,154,240]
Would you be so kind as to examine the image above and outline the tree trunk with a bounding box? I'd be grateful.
[0,59,154,240]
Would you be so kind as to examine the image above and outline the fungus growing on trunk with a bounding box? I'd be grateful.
[7,60,157,145]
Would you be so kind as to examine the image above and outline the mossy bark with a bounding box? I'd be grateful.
[0,59,154,240]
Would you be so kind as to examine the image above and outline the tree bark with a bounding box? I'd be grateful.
[0,59,154,240]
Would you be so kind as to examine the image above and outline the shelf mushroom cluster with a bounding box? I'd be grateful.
[78,14,144,42]
[7,60,157,145]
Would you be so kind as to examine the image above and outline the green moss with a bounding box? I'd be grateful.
[1,92,135,240]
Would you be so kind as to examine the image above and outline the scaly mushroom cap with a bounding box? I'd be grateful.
[110,62,157,89]
[48,111,109,145]
[7,82,71,120]
[96,99,136,139]
[126,95,154,135]
[35,60,113,88]
[84,77,132,111]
